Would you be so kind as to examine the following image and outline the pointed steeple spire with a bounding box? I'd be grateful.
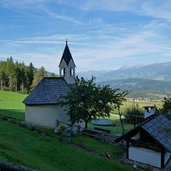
[59,41,76,84]
[59,41,76,67]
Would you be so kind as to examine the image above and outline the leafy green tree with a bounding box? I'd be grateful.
[162,97,171,113]
[27,62,35,88]
[15,62,29,92]
[6,57,17,91]
[0,58,47,93]
[31,67,46,89]
[160,97,171,119]
[20,63,29,92]
[0,62,7,89]
[63,76,128,128]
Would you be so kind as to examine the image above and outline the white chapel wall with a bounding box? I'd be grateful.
[25,104,69,128]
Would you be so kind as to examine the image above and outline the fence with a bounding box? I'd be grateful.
[119,113,144,128]
[82,129,117,144]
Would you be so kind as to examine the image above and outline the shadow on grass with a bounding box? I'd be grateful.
[0,109,24,120]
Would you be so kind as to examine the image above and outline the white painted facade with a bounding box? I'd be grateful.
[24,43,78,129]
[59,59,75,84]
[129,146,171,168]
[25,105,69,128]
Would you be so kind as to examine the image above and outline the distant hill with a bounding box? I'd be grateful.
[78,61,171,99]
[100,78,171,99]
[79,61,171,82]
[102,62,171,81]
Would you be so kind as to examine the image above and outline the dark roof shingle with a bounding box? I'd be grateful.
[23,77,69,105]
[142,115,171,152]
[115,114,171,152]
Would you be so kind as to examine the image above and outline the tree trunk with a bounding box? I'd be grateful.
[85,121,88,129]
[118,110,125,133]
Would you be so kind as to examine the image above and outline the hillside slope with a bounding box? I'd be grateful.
[101,78,171,98]
[0,120,133,171]
[0,90,132,171]
[79,61,171,98]
[101,62,171,81]
[0,90,26,120]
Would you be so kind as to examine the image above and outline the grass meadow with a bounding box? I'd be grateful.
[0,90,26,120]
[0,90,134,171]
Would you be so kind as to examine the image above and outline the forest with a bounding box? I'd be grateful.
[0,57,51,93]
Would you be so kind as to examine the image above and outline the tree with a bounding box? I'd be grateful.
[62,76,128,128]
[27,62,35,88]
[0,58,46,93]
[162,97,171,113]
[160,97,171,119]
[0,62,7,89]
[5,57,17,91]
[31,67,46,89]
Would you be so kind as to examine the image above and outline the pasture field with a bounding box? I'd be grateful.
[115,100,161,114]
[0,90,161,120]
[0,90,133,171]
[0,90,26,120]
[0,90,162,135]
[0,120,134,171]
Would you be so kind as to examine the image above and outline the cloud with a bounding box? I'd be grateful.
[0,0,85,27]
[71,20,171,71]
[42,8,85,25]
[61,0,171,21]
[0,0,48,8]
[1,0,171,21]
[6,33,89,45]
[0,50,59,73]
[1,1,171,72]
[141,1,171,20]
[1,18,171,72]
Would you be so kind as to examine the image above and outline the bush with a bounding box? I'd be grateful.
[124,103,144,125]
[160,97,171,119]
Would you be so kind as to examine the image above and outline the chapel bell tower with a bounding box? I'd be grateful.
[59,41,76,84]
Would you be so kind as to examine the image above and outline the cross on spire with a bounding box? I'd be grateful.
[65,39,68,45]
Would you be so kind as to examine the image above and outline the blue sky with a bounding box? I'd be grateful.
[0,0,171,73]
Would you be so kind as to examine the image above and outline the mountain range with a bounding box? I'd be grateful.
[78,61,171,99]
[79,61,171,82]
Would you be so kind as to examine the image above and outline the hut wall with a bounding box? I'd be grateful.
[129,146,161,168]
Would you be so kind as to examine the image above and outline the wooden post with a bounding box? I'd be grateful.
[161,147,165,168]
[126,140,129,159]
[118,111,125,133]
[101,132,105,142]
[133,117,136,128]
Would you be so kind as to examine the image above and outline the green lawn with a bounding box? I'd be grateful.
[0,90,26,109]
[0,90,161,171]
[0,120,133,171]
[0,90,26,120]
[0,90,133,171]
[0,90,154,137]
